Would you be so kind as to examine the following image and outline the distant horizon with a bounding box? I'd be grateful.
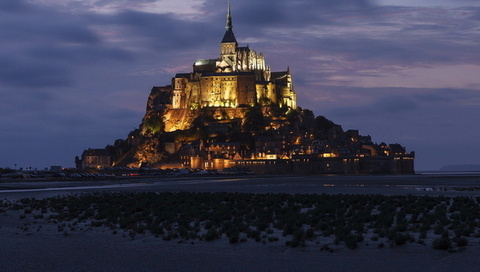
[1,0,480,170]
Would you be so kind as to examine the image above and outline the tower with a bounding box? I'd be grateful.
[219,1,238,70]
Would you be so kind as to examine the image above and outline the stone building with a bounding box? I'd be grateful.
[75,148,112,170]
[145,3,296,132]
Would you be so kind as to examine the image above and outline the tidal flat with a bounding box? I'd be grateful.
[2,174,480,271]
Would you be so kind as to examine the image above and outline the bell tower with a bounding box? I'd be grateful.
[220,1,238,70]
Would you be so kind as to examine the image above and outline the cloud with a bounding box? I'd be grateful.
[199,0,376,33]
[0,0,134,89]
[0,56,73,88]
[25,45,133,64]
[299,86,480,122]
[0,0,31,13]
[327,92,418,118]
[0,6,99,45]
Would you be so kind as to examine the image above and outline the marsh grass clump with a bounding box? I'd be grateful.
[453,237,468,247]
[344,233,363,249]
[392,232,410,246]
[5,192,480,251]
[203,228,220,241]
[432,237,452,250]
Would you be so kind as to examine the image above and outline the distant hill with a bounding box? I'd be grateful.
[439,164,480,171]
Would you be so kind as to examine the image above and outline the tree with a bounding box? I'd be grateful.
[302,109,314,118]
[242,106,265,133]
[300,108,316,132]
[133,138,165,166]
[190,108,215,130]
[270,105,288,117]
[259,96,272,106]
[144,115,165,135]
[286,109,302,131]
[315,116,337,131]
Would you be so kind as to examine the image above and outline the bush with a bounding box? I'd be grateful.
[228,232,239,244]
[434,224,445,235]
[305,228,315,239]
[204,229,218,241]
[293,229,305,242]
[393,233,408,245]
[345,233,363,249]
[453,237,468,247]
[345,236,358,249]
[432,237,451,250]
[268,236,278,242]
[286,240,304,248]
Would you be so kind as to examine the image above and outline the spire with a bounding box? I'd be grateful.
[221,0,237,43]
[226,0,232,30]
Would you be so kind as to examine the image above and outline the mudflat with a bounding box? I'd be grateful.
[2,174,480,272]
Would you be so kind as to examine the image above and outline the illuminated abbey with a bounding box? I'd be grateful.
[153,3,296,132]
[77,2,415,174]
[173,3,295,110]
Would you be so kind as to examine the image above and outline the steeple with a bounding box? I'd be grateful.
[226,0,232,30]
[221,0,237,43]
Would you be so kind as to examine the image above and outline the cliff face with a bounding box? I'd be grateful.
[141,85,268,134]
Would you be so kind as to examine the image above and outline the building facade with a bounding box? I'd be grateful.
[149,3,296,132]
[75,148,112,170]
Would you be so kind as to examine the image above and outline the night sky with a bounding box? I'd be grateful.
[1,0,479,171]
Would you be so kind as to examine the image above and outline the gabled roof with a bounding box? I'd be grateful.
[222,29,237,43]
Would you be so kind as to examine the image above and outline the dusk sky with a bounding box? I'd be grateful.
[1,0,480,171]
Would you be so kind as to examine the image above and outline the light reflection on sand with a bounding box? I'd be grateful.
[0,183,150,193]
[2,174,480,199]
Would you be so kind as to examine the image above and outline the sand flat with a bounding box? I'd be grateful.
[3,217,480,272]
[3,174,480,271]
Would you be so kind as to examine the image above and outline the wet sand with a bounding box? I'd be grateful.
[3,174,480,200]
[2,174,480,271]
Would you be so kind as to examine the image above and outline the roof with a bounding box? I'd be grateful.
[82,148,110,157]
[221,29,237,43]
[389,144,406,154]
[175,73,190,78]
[271,71,288,80]
[201,71,256,77]
[194,59,217,66]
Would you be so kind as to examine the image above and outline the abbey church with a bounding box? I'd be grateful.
[173,3,295,111]
[151,3,296,132]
